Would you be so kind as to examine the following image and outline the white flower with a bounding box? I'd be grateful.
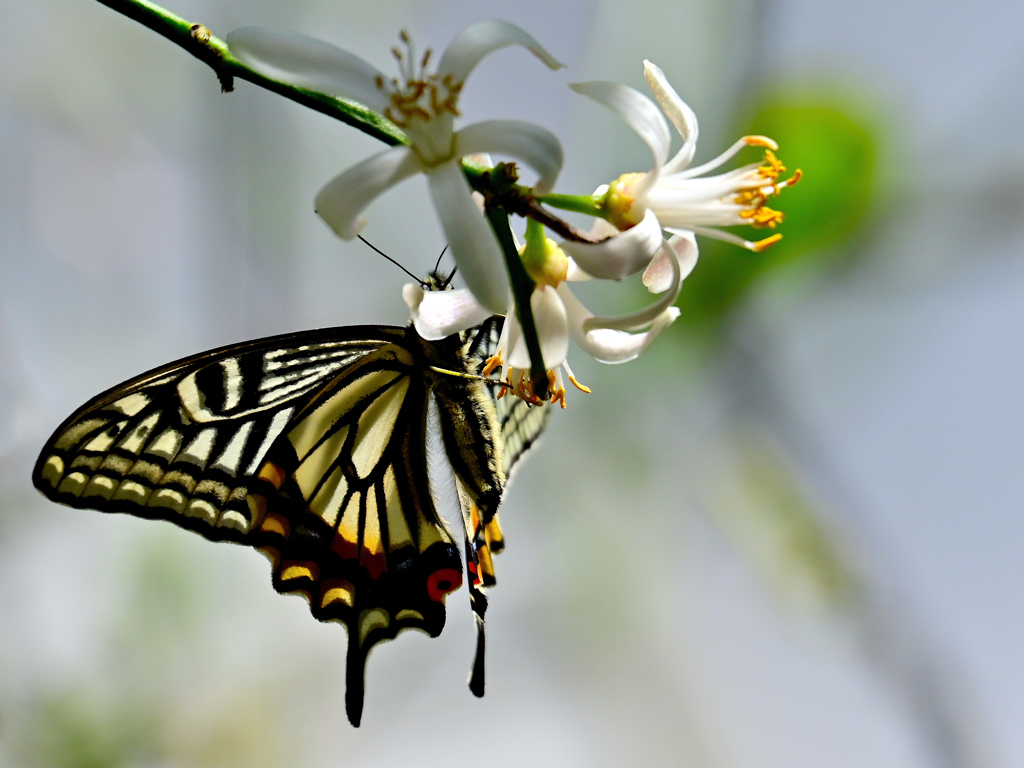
[560,61,800,288]
[403,229,695,407]
[227,22,565,313]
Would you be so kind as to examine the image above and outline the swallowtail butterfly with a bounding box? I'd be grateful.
[33,275,548,726]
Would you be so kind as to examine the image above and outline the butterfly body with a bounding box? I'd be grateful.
[34,308,548,726]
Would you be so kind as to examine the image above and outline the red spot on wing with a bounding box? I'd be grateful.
[360,548,387,580]
[331,532,357,559]
[427,568,463,602]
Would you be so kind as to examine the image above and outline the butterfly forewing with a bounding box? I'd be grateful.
[33,326,465,726]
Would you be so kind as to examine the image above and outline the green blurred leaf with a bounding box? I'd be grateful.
[675,89,879,331]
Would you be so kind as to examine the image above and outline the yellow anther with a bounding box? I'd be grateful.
[567,374,592,394]
[481,354,502,378]
[758,150,786,180]
[751,234,783,252]
[744,135,779,150]
[741,206,785,228]
[776,168,802,191]
[551,388,567,409]
[734,189,768,208]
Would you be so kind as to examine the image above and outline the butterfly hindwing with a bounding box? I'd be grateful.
[33,326,464,726]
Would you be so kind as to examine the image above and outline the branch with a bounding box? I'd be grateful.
[485,208,550,400]
[94,0,406,146]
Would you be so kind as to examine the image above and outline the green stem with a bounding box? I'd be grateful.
[484,209,549,399]
[538,192,608,219]
[94,0,406,145]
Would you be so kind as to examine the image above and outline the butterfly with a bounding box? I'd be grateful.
[32,272,549,726]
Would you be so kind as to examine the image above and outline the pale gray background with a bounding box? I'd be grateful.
[0,0,1021,766]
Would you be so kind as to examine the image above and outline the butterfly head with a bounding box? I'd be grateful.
[422,268,458,292]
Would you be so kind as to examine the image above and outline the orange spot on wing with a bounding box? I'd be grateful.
[258,462,286,490]
[259,512,290,538]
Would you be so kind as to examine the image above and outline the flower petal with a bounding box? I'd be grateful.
[569,80,669,197]
[580,238,683,332]
[580,308,680,364]
[560,285,679,364]
[427,161,509,314]
[643,231,698,294]
[315,146,424,238]
[456,121,563,195]
[643,61,699,175]
[438,21,563,85]
[559,209,663,280]
[566,258,592,282]
[227,28,390,113]
[404,284,492,340]
[508,286,569,369]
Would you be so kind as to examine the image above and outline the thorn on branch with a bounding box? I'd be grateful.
[189,23,211,42]
[190,23,234,92]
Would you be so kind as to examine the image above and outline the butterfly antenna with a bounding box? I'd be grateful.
[442,266,458,288]
[433,244,449,273]
[357,236,424,285]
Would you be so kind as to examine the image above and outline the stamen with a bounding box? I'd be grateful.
[551,388,567,409]
[752,234,783,252]
[567,374,592,394]
[775,169,802,191]
[740,206,785,228]
[677,135,774,180]
[561,360,592,394]
[758,150,786,180]
[421,48,432,70]
[690,226,782,252]
[744,135,779,150]
[481,354,502,377]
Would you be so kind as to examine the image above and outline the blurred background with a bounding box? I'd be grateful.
[1,0,1022,765]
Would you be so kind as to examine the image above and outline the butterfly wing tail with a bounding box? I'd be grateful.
[468,573,488,698]
[346,634,367,726]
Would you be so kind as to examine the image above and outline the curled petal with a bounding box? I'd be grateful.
[508,286,569,370]
[643,231,698,294]
[643,61,699,175]
[580,238,682,332]
[559,209,663,280]
[438,21,563,85]
[583,308,680,364]
[566,258,592,282]
[561,286,680,364]
[456,121,563,195]
[427,162,509,314]
[403,284,491,340]
[569,80,669,198]
[315,146,424,238]
[227,28,390,113]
